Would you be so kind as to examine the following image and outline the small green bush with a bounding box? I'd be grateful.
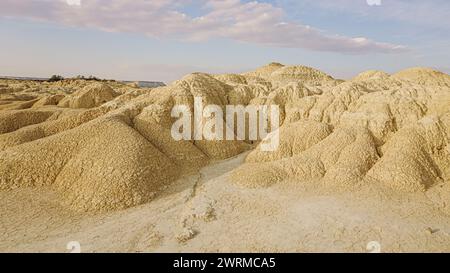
[48,75,65,82]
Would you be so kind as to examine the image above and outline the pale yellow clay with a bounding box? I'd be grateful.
[0,64,449,252]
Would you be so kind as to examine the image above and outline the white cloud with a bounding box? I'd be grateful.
[366,0,381,6]
[0,0,407,53]
[288,0,450,29]
[65,0,81,6]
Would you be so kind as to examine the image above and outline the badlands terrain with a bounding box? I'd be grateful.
[0,63,449,252]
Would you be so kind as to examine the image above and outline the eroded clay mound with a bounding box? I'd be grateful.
[32,94,65,108]
[53,115,179,212]
[231,64,450,193]
[392,67,450,86]
[214,74,248,85]
[0,109,56,134]
[0,63,449,212]
[0,73,251,212]
[366,115,450,192]
[353,70,390,81]
[269,65,337,87]
[243,62,285,80]
[245,120,332,163]
[232,125,380,189]
[58,83,118,108]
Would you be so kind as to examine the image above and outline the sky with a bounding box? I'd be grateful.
[0,0,449,83]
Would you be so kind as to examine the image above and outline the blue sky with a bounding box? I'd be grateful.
[0,0,449,83]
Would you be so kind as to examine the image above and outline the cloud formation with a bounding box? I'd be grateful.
[289,0,450,29]
[0,0,407,53]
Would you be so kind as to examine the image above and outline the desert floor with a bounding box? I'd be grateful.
[1,152,449,253]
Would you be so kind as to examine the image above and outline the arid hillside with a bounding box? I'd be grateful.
[0,63,449,252]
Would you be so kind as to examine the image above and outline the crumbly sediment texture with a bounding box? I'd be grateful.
[0,64,449,252]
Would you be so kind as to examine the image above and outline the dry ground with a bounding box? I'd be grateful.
[1,153,449,253]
